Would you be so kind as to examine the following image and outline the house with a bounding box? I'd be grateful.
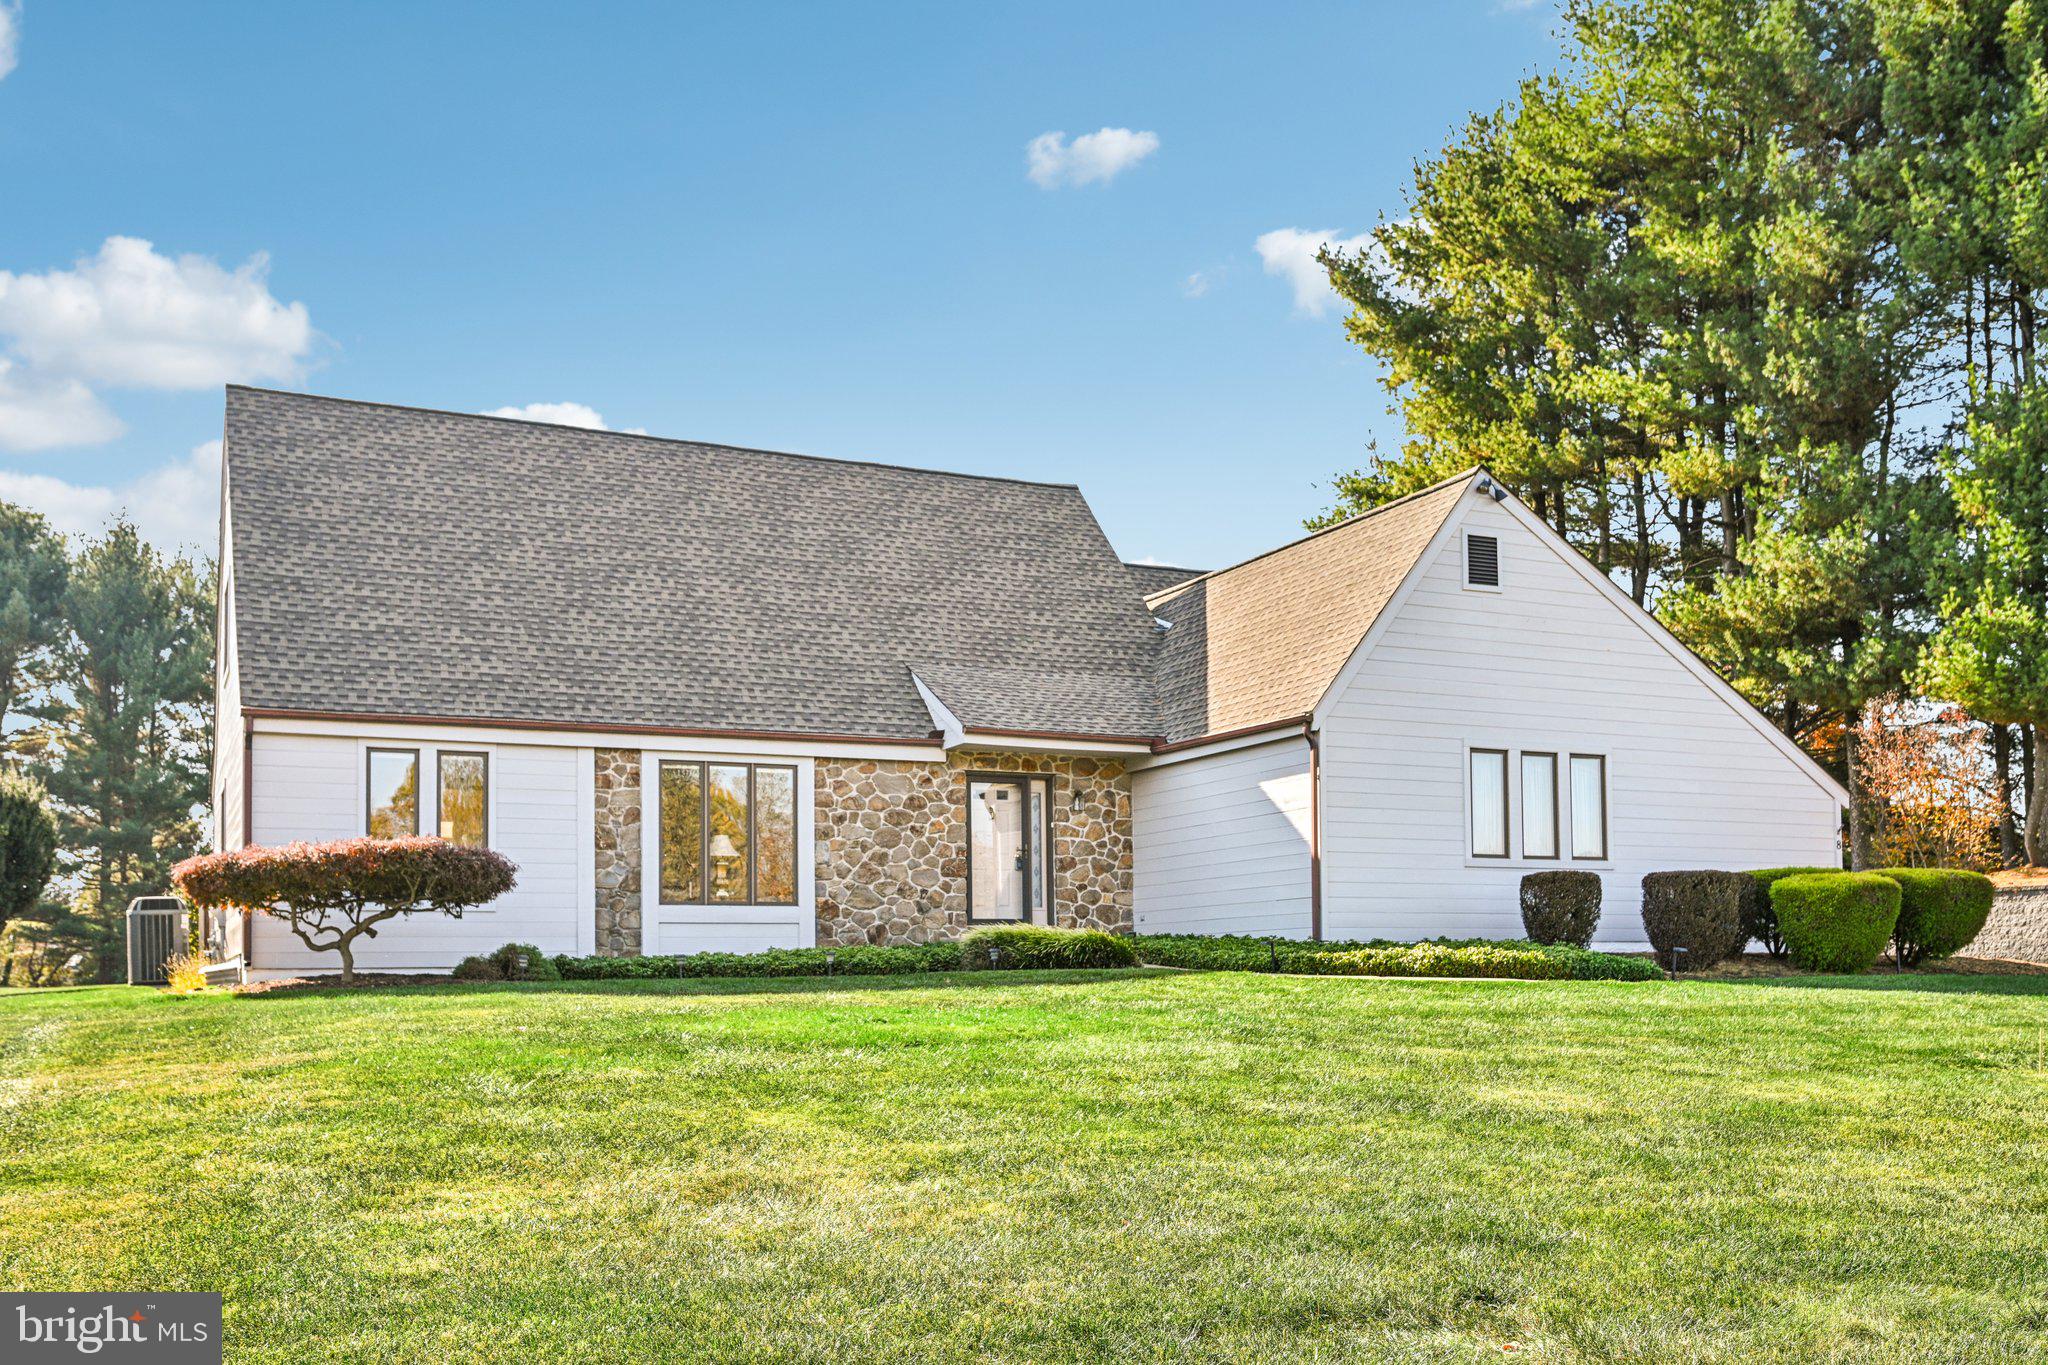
[207,386,1847,978]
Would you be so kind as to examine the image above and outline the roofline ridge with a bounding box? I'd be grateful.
[1144,467,1479,603]
[223,384,1084,492]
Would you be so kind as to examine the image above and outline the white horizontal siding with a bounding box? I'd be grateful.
[1132,736,1313,937]
[249,734,584,972]
[1318,495,1840,949]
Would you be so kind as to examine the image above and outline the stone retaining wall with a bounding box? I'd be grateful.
[1963,885,2048,964]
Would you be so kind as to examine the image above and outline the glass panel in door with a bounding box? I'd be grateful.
[969,779,1028,920]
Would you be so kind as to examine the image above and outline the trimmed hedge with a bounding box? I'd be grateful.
[1520,871,1602,948]
[1746,867,1839,960]
[555,942,963,980]
[959,926,1139,970]
[1640,870,1750,969]
[1132,934,1661,982]
[1771,872,1901,974]
[1871,867,1995,967]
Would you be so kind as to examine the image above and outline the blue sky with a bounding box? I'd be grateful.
[0,1,1561,569]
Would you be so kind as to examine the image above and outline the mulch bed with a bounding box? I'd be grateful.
[233,973,458,995]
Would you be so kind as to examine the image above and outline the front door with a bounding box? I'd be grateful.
[968,777,1049,923]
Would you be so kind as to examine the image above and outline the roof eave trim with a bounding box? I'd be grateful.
[239,706,943,748]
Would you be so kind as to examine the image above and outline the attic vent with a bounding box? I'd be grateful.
[1465,533,1500,587]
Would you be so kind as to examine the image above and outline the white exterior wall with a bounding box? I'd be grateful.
[1131,735,1313,937]
[1316,494,1842,948]
[247,734,589,974]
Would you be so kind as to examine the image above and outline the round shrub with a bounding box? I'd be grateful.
[1871,868,1996,967]
[1640,870,1750,969]
[451,954,502,981]
[1746,867,1839,960]
[489,942,561,981]
[1771,872,1901,974]
[1520,871,1602,948]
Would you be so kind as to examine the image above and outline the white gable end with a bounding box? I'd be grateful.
[1313,487,1843,948]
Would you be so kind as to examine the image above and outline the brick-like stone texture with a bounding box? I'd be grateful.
[814,748,1132,946]
[593,748,642,955]
[1964,885,2048,964]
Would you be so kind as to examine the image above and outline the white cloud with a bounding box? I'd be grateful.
[1025,127,1159,189]
[0,359,124,451]
[0,4,20,82]
[484,401,645,434]
[1181,270,1213,299]
[0,439,221,554]
[0,236,315,390]
[1254,228,1375,317]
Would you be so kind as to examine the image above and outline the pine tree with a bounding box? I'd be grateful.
[30,523,213,979]
[0,503,71,757]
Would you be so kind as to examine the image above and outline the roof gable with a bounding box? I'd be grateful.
[1149,473,1474,743]
[224,387,1160,740]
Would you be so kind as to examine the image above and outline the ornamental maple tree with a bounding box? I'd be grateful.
[173,837,516,983]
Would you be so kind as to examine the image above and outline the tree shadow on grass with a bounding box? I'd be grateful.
[1720,972,2048,999]
[232,967,1171,1003]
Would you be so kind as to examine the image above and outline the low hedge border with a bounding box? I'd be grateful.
[1132,934,1662,982]
[550,925,1136,981]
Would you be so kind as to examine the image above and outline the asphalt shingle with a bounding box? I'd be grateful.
[225,387,1162,741]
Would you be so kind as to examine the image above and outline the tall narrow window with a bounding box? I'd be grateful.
[1469,749,1509,858]
[659,762,705,903]
[1570,754,1608,860]
[754,766,798,905]
[706,764,752,903]
[366,748,419,838]
[1521,752,1558,859]
[437,751,488,847]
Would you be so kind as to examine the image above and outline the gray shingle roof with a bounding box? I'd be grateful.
[224,387,1162,741]
[1150,473,1474,743]
[1123,562,1206,599]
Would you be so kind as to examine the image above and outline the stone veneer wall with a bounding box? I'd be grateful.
[814,748,1132,947]
[593,748,642,956]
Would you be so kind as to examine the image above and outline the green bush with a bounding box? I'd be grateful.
[1519,871,1602,948]
[959,925,1139,970]
[1131,934,1661,982]
[1640,871,1750,969]
[1871,868,1996,967]
[1771,872,1901,974]
[554,953,679,980]
[490,942,560,981]
[554,943,966,980]
[1746,867,1839,960]
[451,953,502,981]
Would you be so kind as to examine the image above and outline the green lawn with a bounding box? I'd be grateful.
[3,970,2047,1363]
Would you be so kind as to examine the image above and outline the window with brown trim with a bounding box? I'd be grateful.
[437,751,489,847]
[1520,752,1558,859]
[658,760,798,906]
[1570,754,1608,860]
[1468,749,1509,858]
[366,748,420,838]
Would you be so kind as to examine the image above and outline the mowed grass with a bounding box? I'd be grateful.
[3,971,2048,1363]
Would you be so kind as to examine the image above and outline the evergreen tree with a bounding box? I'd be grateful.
[0,770,57,930]
[0,503,71,757]
[31,523,213,979]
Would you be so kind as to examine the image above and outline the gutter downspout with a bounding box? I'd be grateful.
[241,716,254,973]
[1306,722,1322,942]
